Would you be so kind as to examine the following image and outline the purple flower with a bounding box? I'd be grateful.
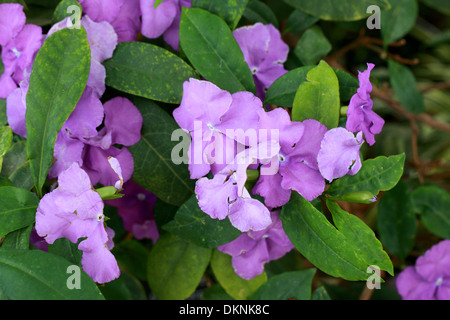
[252,110,326,208]
[195,140,280,232]
[0,3,42,98]
[140,0,191,51]
[218,211,294,280]
[106,180,159,242]
[346,63,384,146]
[35,163,120,283]
[317,127,364,182]
[233,23,289,100]
[6,70,29,137]
[396,240,450,300]
[173,78,262,179]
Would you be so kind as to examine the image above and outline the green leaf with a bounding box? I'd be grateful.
[421,0,450,15]
[0,249,104,300]
[388,59,425,114]
[311,286,332,300]
[378,180,417,259]
[412,185,450,239]
[0,141,33,190]
[104,42,198,104]
[192,0,249,29]
[1,225,33,250]
[0,99,6,126]
[265,66,359,107]
[179,7,256,94]
[294,26,332,66]
[128,98,195,207]
[163,194,241,248]
[327,154,405,197]
[283,0,390,21]
[284,9,318,34]
[147,232,212,300]
[112,239,150,281]
[210,249,267,300]
[52,0,82,25]
[25,27,91,197]
[326,199,393,275]
[280,193,371,281]
[252,269,316,300]
[47,238,82,266]
[0,186,39,238]
[381,0,418,45]
[0,126,13,172]
[292,60,340,129]
[242,0,279,26]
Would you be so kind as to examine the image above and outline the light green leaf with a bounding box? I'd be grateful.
[292,60,340,129]
[25,27,91,197]
[0,126,12,172]
[128,98,195,207]
[210,249,267,300]
[326,154,405,197]
[147,233,212,300]
[163,194,241,248]
[179,7,256,94]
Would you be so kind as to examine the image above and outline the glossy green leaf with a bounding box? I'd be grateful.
[283,0,390,21]
[0,126,12,172]
[412,185,450,239]
[179,7,255,94]
[1,225,33,250]
[252,269,316,300]
[147,232,212,300]
[25,27,90,197]
[192,0,249,29]
[388,59,425,114]
[210,249,267,300]
[378,180,417,259]
[265,66,359,107]
[163,194,241,248]
[128,98,195,206]
[292,60,340,129]
[326,153,405,197]
[327,200,393,275]
[280,193,371,281]
[0,141,33,190]
[104,42,198,104]
[0,249,104,300]
[294,26,332,66]
[381,0,418,44]
[243,0,279,26]
[0,186,39,237]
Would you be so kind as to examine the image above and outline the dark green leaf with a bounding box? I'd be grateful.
[283,0,390,21]
[252,269,316,300]
[280,193,370,281]
[104,42,198,104]
[378,180,417,259]
[0,99,6,126]
[381,0,418,44]
[242,0,279,26]
[1,225,33,250]
[294,26,332,66]
[26,27,91,197]
[147,232,212,300]
[210,249,267,300]
[163,194,241,248]
[388,59,425,114]
[0,186,39,237]
[52,0,82,25]
[327,154,405,197]
[420,0,450,16]
[192,0,249,29]
[128,98,195,206]
[292,60,340,129]
[0,249,104,300]
[0,126,12,172]
[179,8,256,94]
[47,238,82,266]
[284,9,319,34]
[412,185,450,239]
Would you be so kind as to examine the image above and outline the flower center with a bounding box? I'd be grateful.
[11,47,21,58]
[435,276,444,287]
[137,193,146,201]
[251,67,259,75]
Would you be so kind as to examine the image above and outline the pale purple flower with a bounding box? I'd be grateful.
[35,163,120,283]
[195,140,279,232]
[0,3,42,98]
[317,128,364,182]
[6,70,29,137]
[218,211,294,280]
[173,79,262,179]
[140,0,191,50]
[233,23,289,100]
[346,63,384,146]
[396,240,450,300]
[106,180,159,242]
